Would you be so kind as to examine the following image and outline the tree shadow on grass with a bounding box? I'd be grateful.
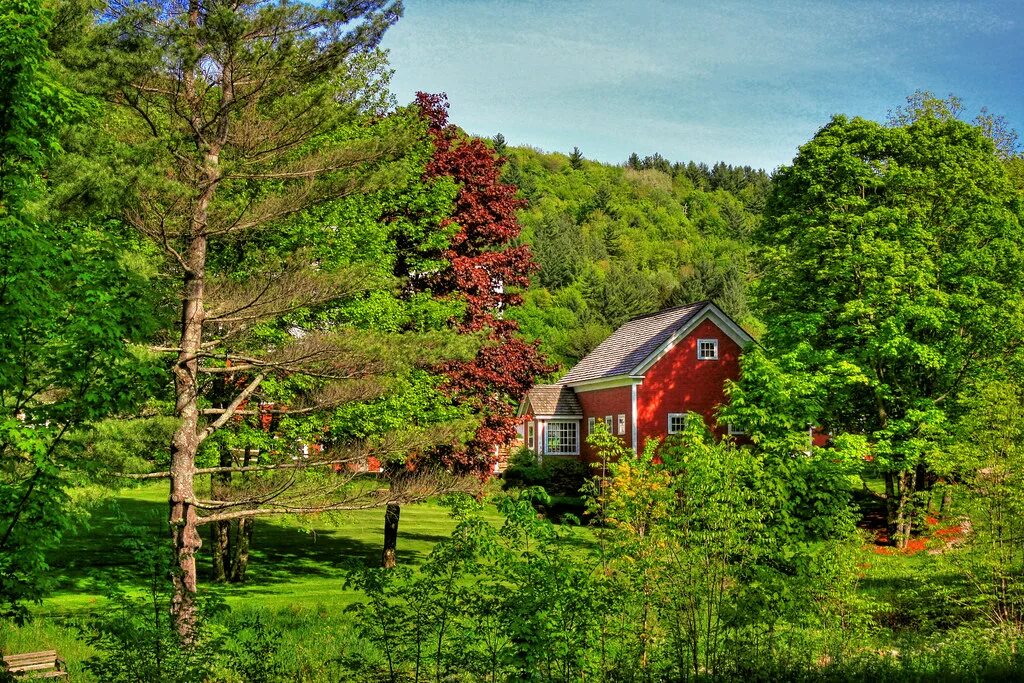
[46,493,435,602]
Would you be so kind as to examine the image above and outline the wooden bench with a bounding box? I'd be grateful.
[2,651,68,679]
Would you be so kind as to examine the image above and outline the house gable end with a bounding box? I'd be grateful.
[630,303,753,378]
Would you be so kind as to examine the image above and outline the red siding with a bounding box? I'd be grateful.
[636,318,742,449]
[575,386,632,462]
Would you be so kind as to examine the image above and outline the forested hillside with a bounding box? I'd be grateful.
[501,146,768,370]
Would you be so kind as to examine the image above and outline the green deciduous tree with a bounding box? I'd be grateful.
[936,380,1024,631]
[756,111,1024,547]
[0,0,157,621]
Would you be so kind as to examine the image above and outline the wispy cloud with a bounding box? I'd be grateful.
[382,0,1023,169]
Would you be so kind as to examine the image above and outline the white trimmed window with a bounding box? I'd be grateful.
[527,422,535,449]
[617,414,626,435]
[588,417,596,433]
[605,415,613,429]
[546,421,579,455]
[697,338,719,360]
[668,413,688,434]
[727,423,745,436]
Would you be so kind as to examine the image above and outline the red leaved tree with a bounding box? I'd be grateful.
[379,93,552,568]
[415,91,553,472]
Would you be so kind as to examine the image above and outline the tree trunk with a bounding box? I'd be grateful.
[210,446,232,582]
[941,484,953,514]
[169,234,207,637]
[382,502,401,568]
[230,518,252,583]
[893,469,917,549]
[884,471,897,541]
[169,120,217,633]
[210,522,228,582]
[229,446,254,583]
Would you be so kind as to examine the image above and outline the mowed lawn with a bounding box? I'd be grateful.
[40,482,510,616]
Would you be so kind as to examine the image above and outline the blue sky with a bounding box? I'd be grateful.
[380,0,1023,170]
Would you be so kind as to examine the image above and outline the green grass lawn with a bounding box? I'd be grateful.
[39,482,508,615]
[5,485,516,680]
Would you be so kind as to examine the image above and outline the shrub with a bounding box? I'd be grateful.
[544,458,591,496]
[502,464,550,489]
[508,446,539,469]
[222,612,287,683]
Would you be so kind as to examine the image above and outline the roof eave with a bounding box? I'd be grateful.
[531,413,583,420]
[564,375,645,391]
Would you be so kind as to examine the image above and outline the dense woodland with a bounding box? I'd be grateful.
[507,147,766,368]
[3,0,1024,681]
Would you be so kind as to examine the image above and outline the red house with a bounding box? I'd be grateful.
[518,301,754,462]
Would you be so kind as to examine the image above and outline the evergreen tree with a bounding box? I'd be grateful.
[534,212,583,289]
[601,262,658,327]
[492,133,507,155]
[568,146,584,170]
[62,0,483,634]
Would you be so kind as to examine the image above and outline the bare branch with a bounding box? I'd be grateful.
[116,456,368,480]
[195,470,478,525]
[202,372,266,439]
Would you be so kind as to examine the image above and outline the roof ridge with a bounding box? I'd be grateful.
[625,300,710,324]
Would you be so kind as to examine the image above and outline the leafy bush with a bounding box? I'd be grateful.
[503,455,591,496]
[508,445,539,469]
[502,464,550,489]
[222,612,287,683]
[544,458,591,496]
[83,590,226,683]
[80,519,228,683]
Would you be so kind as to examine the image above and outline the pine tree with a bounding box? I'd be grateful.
[569,146,584,170]
[63,0,483,634]
[602,262,658,327]
[492,133,507,155]
[534,213,584,289]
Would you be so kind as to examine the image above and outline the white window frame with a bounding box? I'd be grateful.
[697,338,719,360]
[605,415,613,429]
[588,416,596,434]
[545,420,579,455]
[617,414,626,435]
[668,413,688,434]
[527,422,535,449]
[727,423,745,436]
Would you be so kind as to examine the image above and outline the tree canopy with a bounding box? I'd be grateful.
[754,111,1024,545]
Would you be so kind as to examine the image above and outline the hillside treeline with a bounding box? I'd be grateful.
[503,145,766,368]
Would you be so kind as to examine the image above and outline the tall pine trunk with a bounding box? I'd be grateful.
[169,232,207,636]
[169,128,219,634]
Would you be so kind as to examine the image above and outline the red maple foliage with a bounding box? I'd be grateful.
[414,92,554,473]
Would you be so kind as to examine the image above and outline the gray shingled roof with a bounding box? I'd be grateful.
[560,302,709,384]
[523,384,583,416]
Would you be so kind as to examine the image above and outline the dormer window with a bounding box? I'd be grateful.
[697,338,719,360]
